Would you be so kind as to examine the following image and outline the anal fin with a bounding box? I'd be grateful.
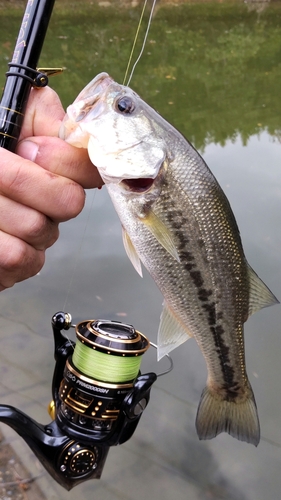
[248,265,279,318]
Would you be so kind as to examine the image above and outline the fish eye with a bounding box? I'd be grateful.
[116,96,135,114]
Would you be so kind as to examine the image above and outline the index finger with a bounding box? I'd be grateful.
[16,136,103,189]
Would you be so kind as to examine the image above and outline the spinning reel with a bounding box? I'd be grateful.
[0,312,171,490]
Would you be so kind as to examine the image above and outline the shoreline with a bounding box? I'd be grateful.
[0,0,277,12]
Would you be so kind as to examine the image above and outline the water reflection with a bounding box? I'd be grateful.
[0,2,281,500]
[1,2,280,149]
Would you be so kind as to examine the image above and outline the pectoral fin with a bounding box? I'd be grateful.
[122,227,143,277]
[157,302,192,360]
[141,210,180,262]
[247,265,279,318]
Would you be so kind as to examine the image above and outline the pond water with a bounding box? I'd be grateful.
[0,1,281,499]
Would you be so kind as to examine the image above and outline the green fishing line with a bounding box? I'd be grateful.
[72,339,142,383]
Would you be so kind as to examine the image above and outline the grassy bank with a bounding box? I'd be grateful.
[0,0,276,14]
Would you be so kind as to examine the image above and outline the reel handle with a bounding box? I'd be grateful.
[0,405,103,490]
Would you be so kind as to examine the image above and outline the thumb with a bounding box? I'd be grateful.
[19,86,65,140]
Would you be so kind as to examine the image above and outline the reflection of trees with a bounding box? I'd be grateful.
[245,0,271,15]
[1,2,280,149]
[139,3,281,149]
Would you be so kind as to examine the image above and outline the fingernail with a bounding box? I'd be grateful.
[16,140,39,162]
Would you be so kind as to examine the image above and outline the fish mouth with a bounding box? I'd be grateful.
[122,178,154,192]
[72,72,114,122]
[75,72,113,104]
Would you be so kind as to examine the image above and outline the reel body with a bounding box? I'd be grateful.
[0,312,157,490]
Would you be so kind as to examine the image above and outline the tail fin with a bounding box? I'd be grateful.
[195,385,260,446]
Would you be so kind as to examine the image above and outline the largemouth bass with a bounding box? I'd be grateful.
[60,73,278,446]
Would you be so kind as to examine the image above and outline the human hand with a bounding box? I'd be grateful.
[0,86,102,291]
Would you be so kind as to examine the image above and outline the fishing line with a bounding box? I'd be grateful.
[123,0,148,85]
[71,334,173,383]
[123,0,157,86]
[70,319,150,384]
[61,0,157,344]
[72,339,143,383]
[62,190,97,317]
[149,342,173,377]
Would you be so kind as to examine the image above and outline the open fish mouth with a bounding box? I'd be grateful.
[122,178,154,192]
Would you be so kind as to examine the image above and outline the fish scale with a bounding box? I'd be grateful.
[60,72,279,446]
[108,159,247,395]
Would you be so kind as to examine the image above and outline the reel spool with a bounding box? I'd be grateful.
[57,319,149,438]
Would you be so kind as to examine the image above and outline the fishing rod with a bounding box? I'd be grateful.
[0,1,173,490]
[0,0,56,151]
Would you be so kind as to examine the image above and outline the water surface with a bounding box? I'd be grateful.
[0,2,281,499]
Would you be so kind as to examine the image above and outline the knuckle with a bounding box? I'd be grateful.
[0,235,45,288]
[44,222,59,249]
[0,160,23,193]
[26,212,59,249]
[58,183,86,221]
[26,211,48,238]
[2,239,28,270]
